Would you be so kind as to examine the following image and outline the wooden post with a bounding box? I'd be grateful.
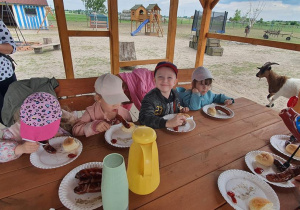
[53,0,74,79]
[166,0,179,63]
[107,0,120,75]
[195,0,213,67]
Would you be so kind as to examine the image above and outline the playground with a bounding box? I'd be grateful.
[9,20,300,112]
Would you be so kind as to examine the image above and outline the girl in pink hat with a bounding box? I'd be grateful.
[72,73,132,137]
[0,92,76,162]
[179,66,234,110]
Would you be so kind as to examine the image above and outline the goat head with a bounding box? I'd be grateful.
[256,62,279,78]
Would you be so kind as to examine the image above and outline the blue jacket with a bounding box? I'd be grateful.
[179,89,234,111]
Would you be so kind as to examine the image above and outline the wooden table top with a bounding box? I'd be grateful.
[1,97,299,210]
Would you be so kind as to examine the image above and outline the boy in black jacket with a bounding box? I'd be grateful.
[139,61,189,129]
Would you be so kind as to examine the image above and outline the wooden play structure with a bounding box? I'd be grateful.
[37,6,56,33]
[130,4,163,37]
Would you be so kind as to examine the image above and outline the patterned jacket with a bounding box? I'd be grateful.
[139,88,181,129]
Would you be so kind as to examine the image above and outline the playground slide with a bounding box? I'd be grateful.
[131,19,149,36]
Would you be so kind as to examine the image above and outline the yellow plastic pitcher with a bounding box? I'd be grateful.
[127,126,160,195]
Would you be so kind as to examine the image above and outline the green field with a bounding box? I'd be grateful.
[48,12,300,44]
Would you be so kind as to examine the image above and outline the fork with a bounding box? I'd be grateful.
[282,144,300,169]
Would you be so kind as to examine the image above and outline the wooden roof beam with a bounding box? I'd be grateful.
[199,0,205,8]
[210,0,219,9]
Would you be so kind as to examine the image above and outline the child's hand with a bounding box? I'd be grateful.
[166,114,186,128]
[180,107,189,113]
[224,99,233,105]
[95,121,111,132]
[15,142,40,155]
[192,88,199,93]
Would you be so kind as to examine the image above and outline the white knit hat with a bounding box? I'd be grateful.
[94,73,129,104]
[192,66,213,81]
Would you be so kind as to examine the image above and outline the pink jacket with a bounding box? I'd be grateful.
[0,122,22,162]
[72,101,132,137]
[119,68,155,110]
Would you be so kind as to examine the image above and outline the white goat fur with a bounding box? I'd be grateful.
[267,78,300,107]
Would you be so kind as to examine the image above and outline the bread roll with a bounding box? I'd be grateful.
[249,197,273,210]
[121,122,135,133]
[63,137,80,152]
[178,113,190,118]
[255,152,274,167]
[207,107,216,116]
[286,144,300,157]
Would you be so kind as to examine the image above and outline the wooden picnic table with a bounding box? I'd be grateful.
[0,97,299,209]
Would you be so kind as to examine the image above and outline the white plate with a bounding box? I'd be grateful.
[202,103,234,119]
[30,136,82,169]
[245,150,295,188]
[59,162,103,210]
[218,169,280,210]
[163,114,196,132]
[270,135,300,161]
[104,123,136,148]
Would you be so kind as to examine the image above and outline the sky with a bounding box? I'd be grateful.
[46,0,300,21]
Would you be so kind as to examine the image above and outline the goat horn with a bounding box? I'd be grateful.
[262,62,279,67]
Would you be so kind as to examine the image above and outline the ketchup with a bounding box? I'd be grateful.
[254,167,264,174]
[111,139,117,144]
[227,191,237,203]
[68,153,77,158]
[174,126,179,131]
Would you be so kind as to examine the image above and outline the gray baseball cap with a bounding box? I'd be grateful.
[192,66,213,81]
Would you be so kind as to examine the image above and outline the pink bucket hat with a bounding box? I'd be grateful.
[192,66,213,81]
[94,73,129,105]
[20,92,62,142]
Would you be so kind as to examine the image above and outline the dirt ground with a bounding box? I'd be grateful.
[10,22,300,112]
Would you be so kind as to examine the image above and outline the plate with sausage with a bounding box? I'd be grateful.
[30,136,82,169]
[163,114,196,132]
[245,150,295,188]
[270,135,300,161]
[218,169,280,210]
[202,104,234,119]
[104,123,136,148]
[59,162,103,210]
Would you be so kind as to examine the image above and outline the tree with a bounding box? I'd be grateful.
[82,0,107,14]
[246,0,266,28]
[231,9,241,22]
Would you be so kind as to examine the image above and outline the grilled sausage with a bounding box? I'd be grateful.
[116,114,130,128]
[266,165,300,182]
[215,106,231,116]
[74,182,101,194]
[40,140,56,154]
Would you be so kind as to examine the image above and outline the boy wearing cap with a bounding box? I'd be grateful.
[139,61,189,129]
[181,66,234,110]
[73,73,132,137]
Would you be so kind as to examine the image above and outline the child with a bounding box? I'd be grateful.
[138,61,189,129]
[72,73,132,137]
[180,66,234,110]
[0,92,62,163]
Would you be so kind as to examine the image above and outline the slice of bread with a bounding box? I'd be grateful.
[249,197,273,210]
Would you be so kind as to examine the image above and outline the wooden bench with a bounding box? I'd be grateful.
[32,43,61,54]
[54,68,193,111]
[55,77,97,111]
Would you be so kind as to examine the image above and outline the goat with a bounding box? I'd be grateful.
[256,62,300,107]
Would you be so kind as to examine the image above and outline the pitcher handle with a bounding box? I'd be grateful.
[141,144,152,176]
